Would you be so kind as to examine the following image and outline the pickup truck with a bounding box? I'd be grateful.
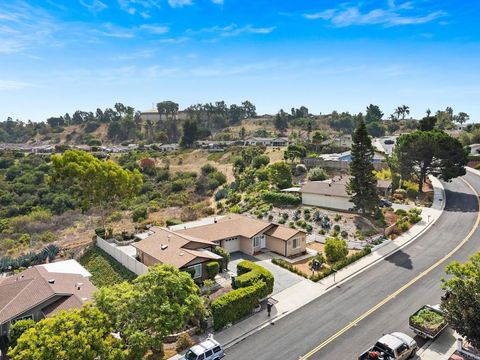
[409,304,447,339]
[358,332,417,360]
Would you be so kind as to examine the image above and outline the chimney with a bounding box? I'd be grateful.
[48,279,55,284]
[75,282,83,290]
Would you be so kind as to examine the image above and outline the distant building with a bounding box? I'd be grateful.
[243,137,288,147]
[140,109,188,122]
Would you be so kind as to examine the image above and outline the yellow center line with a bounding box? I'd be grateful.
[300,177,480,360]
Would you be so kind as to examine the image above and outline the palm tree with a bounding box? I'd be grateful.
[394,106,403,120]
[401,105,410,120]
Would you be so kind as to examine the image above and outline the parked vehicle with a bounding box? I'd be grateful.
[384,139,395,145]
[409,304,447,339]
[358,332,417,360]
[379,198,393,207]
[181,335,225,360]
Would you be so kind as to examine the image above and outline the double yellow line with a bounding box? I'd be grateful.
[300,178,480,360]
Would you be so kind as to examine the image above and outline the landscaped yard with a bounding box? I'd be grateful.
[79,246,136,287]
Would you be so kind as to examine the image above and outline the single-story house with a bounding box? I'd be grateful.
[0,260,96,338]
[243,137,288,147]
[300,176,392,211]
[158,143,178,152]
[319,151,385,163]
[176,214,306,258]
[132,227,223,282]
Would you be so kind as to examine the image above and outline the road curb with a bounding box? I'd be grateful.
[222,177,446,351]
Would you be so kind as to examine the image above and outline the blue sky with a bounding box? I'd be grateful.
[1,0,479,122]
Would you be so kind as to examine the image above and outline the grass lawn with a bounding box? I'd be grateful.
[79,246,136,287]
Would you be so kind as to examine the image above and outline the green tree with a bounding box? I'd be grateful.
[95,264,203,358]
[180,119,198,148]
[284,144,307,163]
[239,126,246,139]
[307,167,328,181]
[365,104,384,123]
[366,121,386,137]
[455,112,470,125]
[418,116,437,131]
[347,120,379,214]
[395,130,468,193]
[8,305,126,360]
[268,162,292,189]
[324,237,348,263]
[8,319,35,350]
[241,100,257,118]
[50,150,142,223]
[441,252,480,350]
[274,110,288,133]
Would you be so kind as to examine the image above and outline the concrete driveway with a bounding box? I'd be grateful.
[228,252,304,296]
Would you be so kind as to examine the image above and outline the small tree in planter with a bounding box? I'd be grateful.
[206,262,219,280]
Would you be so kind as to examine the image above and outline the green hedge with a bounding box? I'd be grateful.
[211,260,274,330]
[235,260,274,297]
[261,191,301,206]
[211,280,266,330]
[206,261,219,279]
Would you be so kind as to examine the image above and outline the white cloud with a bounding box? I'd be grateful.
[118,0,161,16]
[168,0,193,8]
[140,24,169,34]
[193,24,275,37]
[99,23,135,38]
[303,2,446,27]
[0,80,31,90]
[79,0,107,14]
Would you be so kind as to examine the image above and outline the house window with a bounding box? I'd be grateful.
[292,238,299,249]
[189,264,202,279]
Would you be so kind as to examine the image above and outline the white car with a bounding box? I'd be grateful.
[181,335,225,360]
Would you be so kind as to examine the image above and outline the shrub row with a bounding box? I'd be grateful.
[261,191,301,206]
[0,244,59,273]
[206,261,219,280]
[235,260,274,298]
[211,280,266,330]
[211,260,274,330]
[272,247,372,283]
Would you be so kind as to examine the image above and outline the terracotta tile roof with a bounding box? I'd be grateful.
[177,214,273,241]
[132,227,218,268]
[0,265,96,324]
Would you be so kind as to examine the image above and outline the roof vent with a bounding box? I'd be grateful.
[161,244,168,250]
[179,252,184,256]
[75,282,84,290]
[328,183,331,187]
[48,279,55,284]
[214,217,217,223]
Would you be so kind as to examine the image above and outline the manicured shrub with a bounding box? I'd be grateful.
[261,192,301,206]
[212,280,266,330]
[95,227,106,237]
[235,260,274,297]
[278,218,286,224]
[324,237,348,263]
[206,261,219,280]
[340,230,348,238]
[394,209,407,216]
[333,224,341,232]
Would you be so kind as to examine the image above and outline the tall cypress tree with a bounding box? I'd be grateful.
[347,120,379,214]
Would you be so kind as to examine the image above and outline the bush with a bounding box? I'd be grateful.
[340,230,348,238]
[212,246,230,268]
[334,214,342,222]
[235,260,274,297]
[305,224,313,232]
[308,167,328,181]
[333,224,341,232]
[166,218,182,227]
[215,188,228,201]
[212,280,266,330]
[0,244,59,272]
[261,192,301,206]
[176,333,194,352]
[278,218,286,224]
[324,237,348,263]
[107,211,123,222]
[95,227,106,238]
[132,206,148,222]
[206,261,220,280]
[8,319,35,348]
[394,209,407,216]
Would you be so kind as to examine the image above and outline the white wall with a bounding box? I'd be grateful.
[96,237,148,276]
[302,193,353,211]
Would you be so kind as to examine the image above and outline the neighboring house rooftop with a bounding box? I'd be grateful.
[0,262,96,324]
[301,176,350,198]
[132,227,221,268]
[38,259,92,278]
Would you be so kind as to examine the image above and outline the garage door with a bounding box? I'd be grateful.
[223,237,241,253]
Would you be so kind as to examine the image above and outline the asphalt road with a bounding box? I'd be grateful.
[225,173,480,360]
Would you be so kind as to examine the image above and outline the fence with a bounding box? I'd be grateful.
[96,237,148,276]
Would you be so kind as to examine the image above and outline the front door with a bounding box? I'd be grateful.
[260,236,266,249]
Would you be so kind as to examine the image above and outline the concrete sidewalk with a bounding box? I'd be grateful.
[169,176,446,358]
[418,328,458,360]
